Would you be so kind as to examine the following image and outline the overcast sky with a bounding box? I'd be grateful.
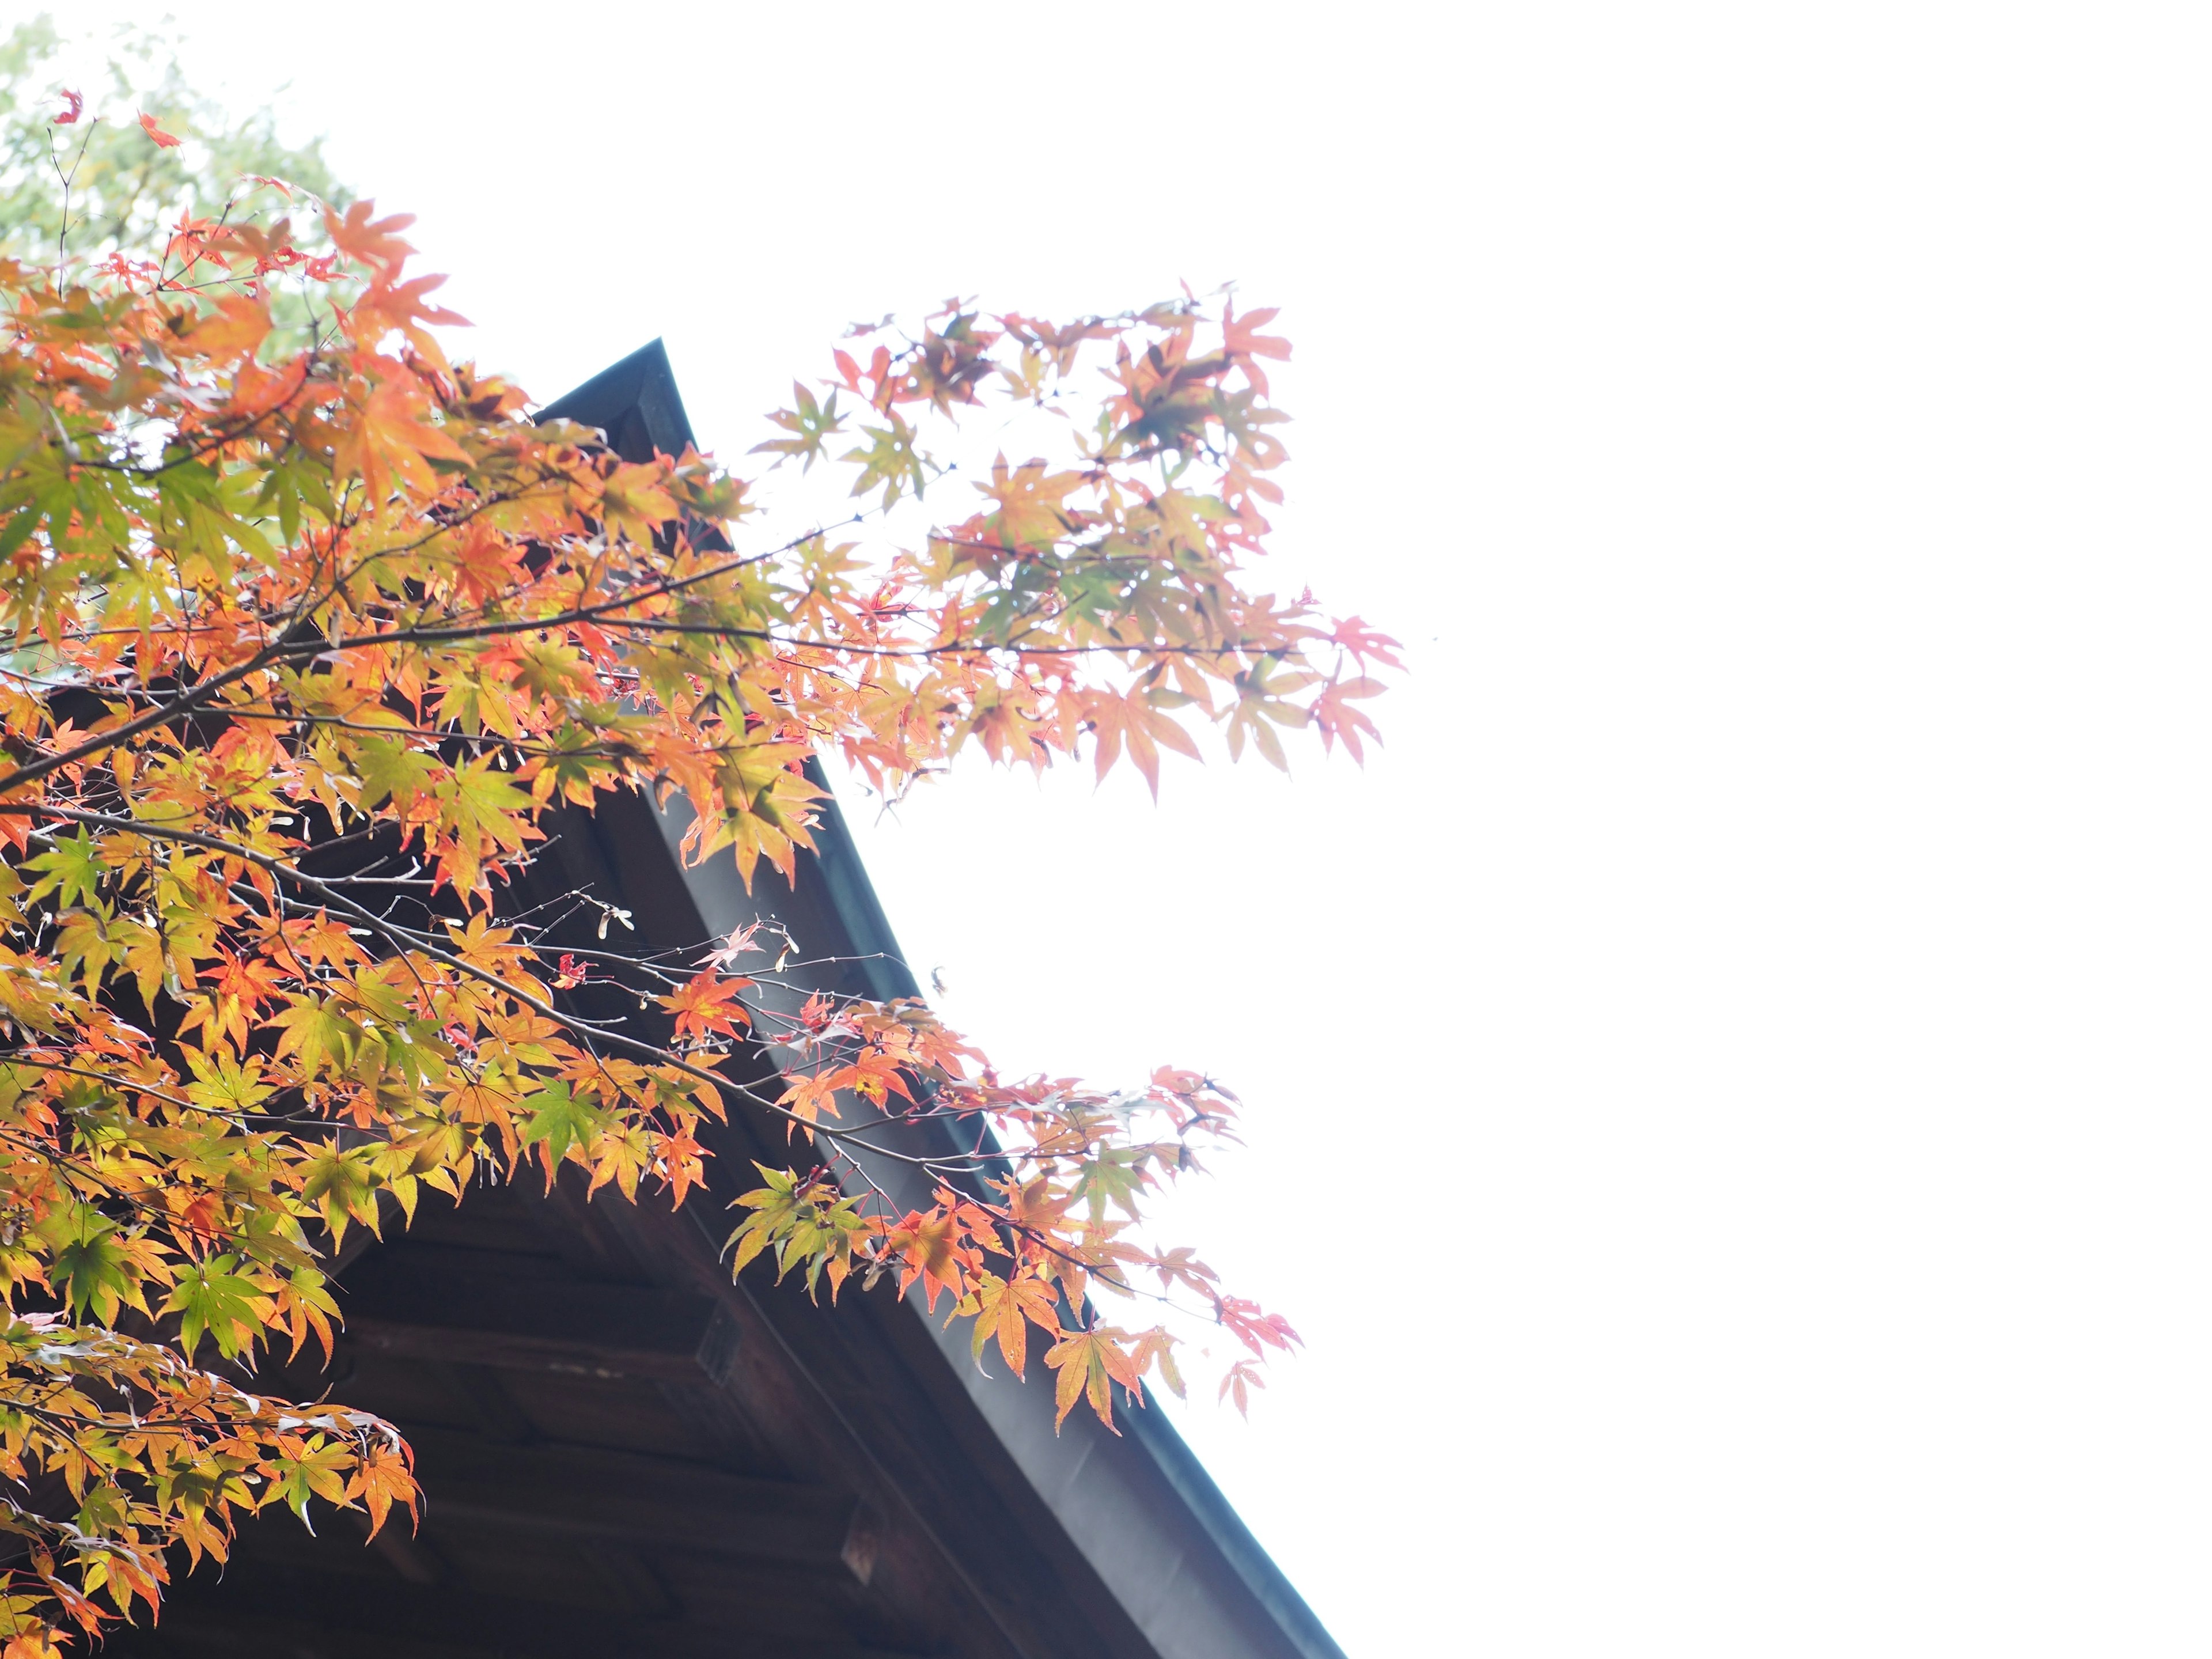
[42,4,2212,1652]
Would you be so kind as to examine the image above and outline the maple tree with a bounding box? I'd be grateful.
[0,57,1396,1657]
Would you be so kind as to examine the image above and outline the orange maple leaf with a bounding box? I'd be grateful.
[661,971,752,1041]
[172,291,270,364]
[970,1270,1062,1379]
[323,199,416,274]
[888,1207,980,1311]
[654,1127,710,1208]
[345,1443,418,1539]
[1046,1326,1145,1432]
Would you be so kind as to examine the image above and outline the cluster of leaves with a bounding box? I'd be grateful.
[0,66,1391,1655]
[0,1313,407,1650]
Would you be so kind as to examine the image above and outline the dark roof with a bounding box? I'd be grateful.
[111,346,1343,1659]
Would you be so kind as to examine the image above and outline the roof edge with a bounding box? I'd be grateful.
[548,344,1347,1659]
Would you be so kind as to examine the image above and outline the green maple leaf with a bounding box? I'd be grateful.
[352,736,438,812]
[842,411,931,508]
[185,1051,275,1116]
[164,1255,267,1361]
[25,827,107,911]
[267,1436,355,1528]
[437,754,532,840]
[517,1080,607,1172]
[300,1142,384,1247]
[271,994,363,1077]
[47,1218,151,1325]
[1071,1147,1151,1224]
[751,381,846,472]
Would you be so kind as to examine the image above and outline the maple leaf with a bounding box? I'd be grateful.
[351,270,470,366]
[751,382,846,472]
[970,1270,1062,1379]
[1083,685,1201,800]
[516,1081,608,1179]
[298,1142,384,1246]
[661,971,752,1041]
[1222,302,1291,397]
[703,921,763,969]
[843,411,931,507]
[1218,1358,1267,1419]
[162,1255,272,1362]
[1223,656,1316,771]
[654,1127,710,1208]
[54,90,82,127]
[1128,1327,1186,1398]
[1308,672,1385,763]
[271,994,363,1078]
[170,291,270,362]
[184,1049,276,1117]
[995,1175,1073,1238]
[279,1266,342,1362]
[887,1207,976,1311]
[598,460,678,546]
[323,198,416,274]
[1330,613,1404,669]
[346,1444,418,1540]
[585,1121,654,1201]
[428,756,537,892]
[777,1067,840,1130]
[1071,1147,1152,1224]
[838,1045,915,1108]
[1046,1326,1145,1432]
[137,112,183,149]
[1215,1294,1302,1356]
[267,1436,357,1527]
[25,828,105,911]
[334,375,474,501]
[974,454,1084,556]
[725,1167,805,1278]
[351,736,438,813]
[1145,1245,1219,1298]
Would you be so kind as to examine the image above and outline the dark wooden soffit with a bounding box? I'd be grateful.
[539,341,1343,1659]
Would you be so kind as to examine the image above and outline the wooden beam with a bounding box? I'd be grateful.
[343,1505,444,1585]
[339,1260,731,1382]
[406,1427,860,1566]
[120,1571,929,1659]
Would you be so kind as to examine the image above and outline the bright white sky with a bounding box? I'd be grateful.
[41,3,2212,1652]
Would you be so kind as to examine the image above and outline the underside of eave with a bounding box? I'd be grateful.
[544,344,1343,1659]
